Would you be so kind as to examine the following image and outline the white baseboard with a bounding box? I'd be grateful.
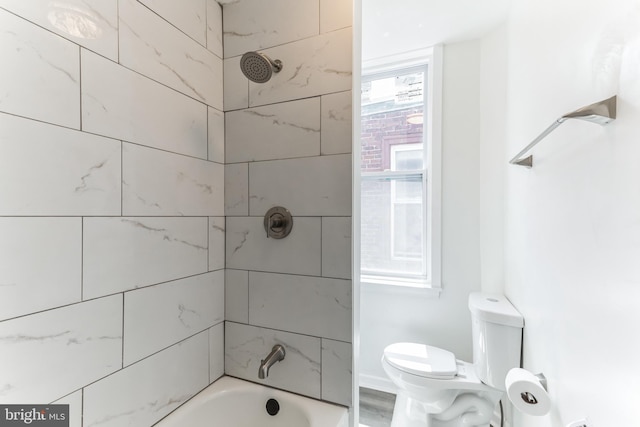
[358,373,397,395]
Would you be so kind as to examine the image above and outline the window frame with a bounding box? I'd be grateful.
[359,46,442,294]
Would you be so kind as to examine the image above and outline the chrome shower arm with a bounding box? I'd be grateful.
[509,95,617,168]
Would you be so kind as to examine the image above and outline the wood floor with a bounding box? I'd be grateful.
[359,387,395,427]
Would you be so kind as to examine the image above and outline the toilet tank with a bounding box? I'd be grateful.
[468,293,523,391]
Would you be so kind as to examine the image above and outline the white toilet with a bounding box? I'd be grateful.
[381,293,523,427]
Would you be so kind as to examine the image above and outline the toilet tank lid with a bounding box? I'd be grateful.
[468,293,524,328]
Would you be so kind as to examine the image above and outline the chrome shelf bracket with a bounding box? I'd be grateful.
[509,95,617,168]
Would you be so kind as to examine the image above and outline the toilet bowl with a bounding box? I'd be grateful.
[381,293,524,427]
[382,343,502,427]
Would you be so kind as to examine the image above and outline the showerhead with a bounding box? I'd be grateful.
[240,52,283,83]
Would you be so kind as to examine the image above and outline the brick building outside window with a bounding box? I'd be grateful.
[361,67,428,284]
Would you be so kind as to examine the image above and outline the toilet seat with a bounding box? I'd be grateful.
[383,342,457,380]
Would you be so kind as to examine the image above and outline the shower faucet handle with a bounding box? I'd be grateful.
[268,213,285,231]
[264,206,293,239]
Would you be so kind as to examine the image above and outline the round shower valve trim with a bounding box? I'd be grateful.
[264,206,293,239]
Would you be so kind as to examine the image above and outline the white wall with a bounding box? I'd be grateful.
[360,0,640,424]
[501,0,640,425]
[0,1,225,426]
[479,24,508,293]
[360,40,484,387]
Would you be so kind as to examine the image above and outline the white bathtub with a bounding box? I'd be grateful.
[155,376,349,427]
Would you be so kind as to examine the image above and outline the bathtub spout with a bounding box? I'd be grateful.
[258,344,286,379]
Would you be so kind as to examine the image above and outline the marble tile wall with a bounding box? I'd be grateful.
[222,0,353,408]
[0,1,224,426]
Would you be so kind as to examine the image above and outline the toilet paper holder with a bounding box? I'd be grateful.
[519,373,547,405]
[505,368,551,416]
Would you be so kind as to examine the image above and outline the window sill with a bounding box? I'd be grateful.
[360,275,441,298]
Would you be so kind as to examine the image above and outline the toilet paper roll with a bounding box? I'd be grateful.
[505,368,551,416]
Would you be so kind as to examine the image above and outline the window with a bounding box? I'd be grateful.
[359,48,442,290]
[390,144,423,261]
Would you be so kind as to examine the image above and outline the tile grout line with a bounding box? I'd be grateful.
[320,215,323,277]
[0,107,221,165]
[318,0,321,36]
[121,141,124,216]
[222,264,350,281]
[246,159,250,216]
[226,91,350,113]
[0,6,117,63]
[79,46,83,131]
[319,336,323,400]
[80,388,84,426]
[3,2,343,114]
[116,0,120,63]
[74,37,218,112]
[81,218,84,302]
[205,0,209,51]
[223,24,349,60]
[73,328,214,393]
[0,214,230,218]
[0,270,220,324]
[121,292,125,369]
[319,92,323,155]
[135,0,214,55]
[3,87,344,168]
[225,320,352,344]
[246,270,250,325]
